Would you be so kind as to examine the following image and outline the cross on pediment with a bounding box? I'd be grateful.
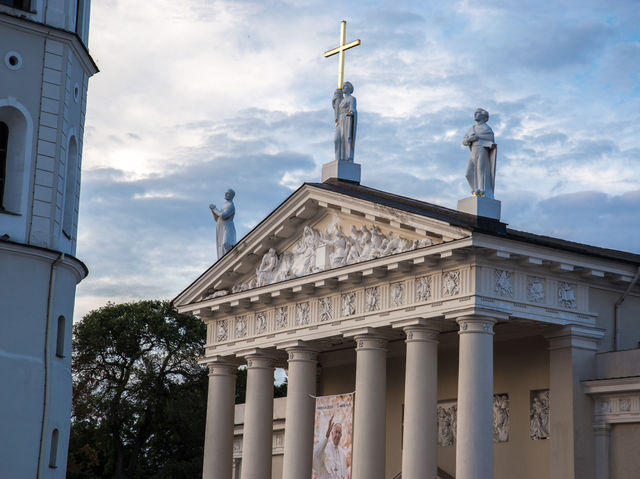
[324,20,361,90]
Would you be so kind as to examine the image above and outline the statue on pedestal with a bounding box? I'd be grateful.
[462,108,497,199]
[333,81,357,162]
[209,189,236,259]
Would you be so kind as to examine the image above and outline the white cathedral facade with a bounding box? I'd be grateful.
[176,165,640,478]
[0,1,95,477]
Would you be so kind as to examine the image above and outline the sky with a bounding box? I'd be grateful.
[75,0,640,322]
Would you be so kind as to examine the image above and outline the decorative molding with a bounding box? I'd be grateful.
[530,389,550,440]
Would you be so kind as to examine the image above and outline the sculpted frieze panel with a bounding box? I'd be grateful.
[391,282,404,307]
[494,269,513,298]
[527,276,545,303]
[296,302,310,325]
[437,401,457,447]
[319,297,333,322]
[493,394,510,443]
[341,292,356,317]
[235,316,247,338]
[366,287,380,312]
[216,221,433,296]
[216,319,228,342]
[276,307,288,330]
[255,312,267,334]
[557,282,577,309]
[442,271,460,296]
[416,276,432,302]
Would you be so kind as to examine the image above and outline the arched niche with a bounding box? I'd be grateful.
[0,103,31,215]
[62,136,78,238]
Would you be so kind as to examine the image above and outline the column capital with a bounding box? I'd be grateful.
[354,333,388,352]
[545,324,605,351]
[203,356,240,377]
[456,316,496,336]
[592,422,611,437]
[285,346,318,363]
[403,324,440,343]
[242,352,276,370]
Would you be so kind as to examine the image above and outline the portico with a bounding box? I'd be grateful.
[174,180,640,479]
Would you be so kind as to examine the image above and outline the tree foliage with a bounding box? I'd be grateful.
[68,300,208,479]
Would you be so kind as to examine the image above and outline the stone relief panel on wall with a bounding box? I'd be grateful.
[235,316,247,338]
[205,221,434,298]
[276,307,288,330]
[493,394,510,443]
[558,282,577,309]
[530,389,550,440]
[342,292,356,316]
[366,287,380,312]
[527,276,545,303]
[442,271,460,296]
[296,302,310,325]
[319,297,332,322]
[216,320,228,342]
[437,401,457,446]
[391,282,404,307]
[494,269,513,297]
[416,276,432,301]
[255,312,267,334]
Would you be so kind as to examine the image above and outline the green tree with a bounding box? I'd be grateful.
[68,300,208,479]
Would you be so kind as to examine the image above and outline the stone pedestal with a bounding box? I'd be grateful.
[322,160,361,183]
[241,354,275,479]
[282,346,318,479]
[457,196,501,220]
[401,325,439,479]
[352,332,387,479]
[202,360,237,479]
[455,317,496,479]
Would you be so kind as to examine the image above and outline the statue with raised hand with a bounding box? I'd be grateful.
[462,108,497,198]
[209,189,236,259]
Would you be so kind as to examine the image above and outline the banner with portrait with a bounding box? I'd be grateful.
[311,392,354,479]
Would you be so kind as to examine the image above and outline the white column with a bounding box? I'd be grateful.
[282,346,318,479]
[455,316,496,479]
[593,422,611,479]
[241,354,274,479]
[352,332,387,479]
[401,325,439,479]
[202,360,237,479]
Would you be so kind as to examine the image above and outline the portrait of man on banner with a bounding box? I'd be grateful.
[312,393,354,479]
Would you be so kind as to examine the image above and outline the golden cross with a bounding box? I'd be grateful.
[324,20,361,90]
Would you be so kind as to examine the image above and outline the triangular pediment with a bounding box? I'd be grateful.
[173,182,474,311]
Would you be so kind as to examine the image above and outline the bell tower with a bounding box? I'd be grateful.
[0,1,97,477]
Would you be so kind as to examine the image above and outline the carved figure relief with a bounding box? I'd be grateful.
[530,389,550,440]
[558,282,577,309]
[416,276,432,301]
[391,282,404,307]
[366,287,380,312]
[494,269,513,297]
[255,312,267,334]
[527,276,545,303]
[296,302,310,325]
[225,222,434,294]
[235,316,247,338]
[319,297,332,322]
[443,271,460,296]
[620,398,632,412]
[276,307,288,330]
[342,292,356,316]
[216,320,228,342]
[493,394,510,443]
[437,401,457,446]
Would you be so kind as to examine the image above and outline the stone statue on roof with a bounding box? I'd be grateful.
[462,108,497,199]
[333,81,357,162]
[209,189,236,259]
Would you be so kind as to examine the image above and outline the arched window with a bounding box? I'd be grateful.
[0,105,29,215]
[0,121,7,210]
[56,315,66,358]
[49,428,59,468]
[62,137,78,238]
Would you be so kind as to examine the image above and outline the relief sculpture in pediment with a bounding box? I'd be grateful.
[223,222,434,295]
